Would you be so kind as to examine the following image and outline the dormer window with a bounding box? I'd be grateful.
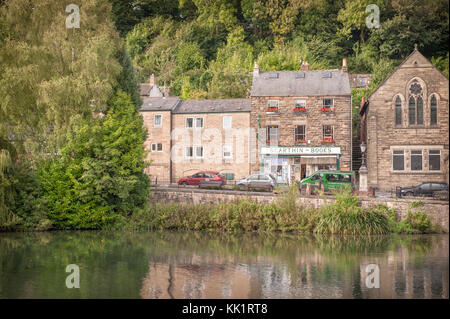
[296,73,305,78]
[322,72,332,78]
[269,73,279,79]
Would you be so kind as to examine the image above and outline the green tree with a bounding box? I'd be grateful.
[38,91,150,229]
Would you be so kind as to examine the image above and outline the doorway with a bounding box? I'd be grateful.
[301,164,306,179]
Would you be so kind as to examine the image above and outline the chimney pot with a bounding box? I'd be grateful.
[149,74,156,85]
[342,58,348,73]
[253,62,259,77]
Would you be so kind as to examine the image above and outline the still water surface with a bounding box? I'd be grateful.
[0,231,448,298]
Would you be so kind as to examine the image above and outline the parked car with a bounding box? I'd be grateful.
[398,182,449,197]
[236,173,277,191]
[299,170,356,192]
[178,171,227,186]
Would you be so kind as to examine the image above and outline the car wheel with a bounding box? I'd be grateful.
[405,192,413,197]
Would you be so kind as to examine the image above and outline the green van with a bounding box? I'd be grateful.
[300,170,356,192]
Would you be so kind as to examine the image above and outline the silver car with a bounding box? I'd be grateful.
[236,173,277,191]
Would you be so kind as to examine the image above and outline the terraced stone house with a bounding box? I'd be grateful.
[250,60,352,184]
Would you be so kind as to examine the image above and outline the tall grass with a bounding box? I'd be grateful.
[121,186,440,234]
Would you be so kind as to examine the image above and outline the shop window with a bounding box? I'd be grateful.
[411,150,423,171]
[392,150,404,171]
[429,150,441,171]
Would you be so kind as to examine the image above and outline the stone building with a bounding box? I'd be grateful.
[250,60,352,183]
[140,97,181,182]
[140,98,251,183]
[360,46,449,192]
[170,99,251,181]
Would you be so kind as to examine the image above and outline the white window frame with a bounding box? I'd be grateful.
[295,100,306,107]
[294,124,306,141]
[322,125,334,139]
[153,114,162,127]
[268,100,279,108]
[185,146,193,158]
[392,150,405,171]
[195,117,204,129]
[185,117,194,129]
[151,143,163,152]
[323,99,334,108]
[195,146,204,158]
[410,150,423,171]
[223,145,232,159]
[223,116,232,129]
[428,149,441,171]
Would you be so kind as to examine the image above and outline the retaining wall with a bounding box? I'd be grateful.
[149,187,449,232]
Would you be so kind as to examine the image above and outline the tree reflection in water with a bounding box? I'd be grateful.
[0,231,447,299]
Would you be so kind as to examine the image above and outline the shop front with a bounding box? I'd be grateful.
[260,146,341,184]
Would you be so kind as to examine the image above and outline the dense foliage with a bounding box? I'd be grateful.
[0,0,149,230]
[115,0,449,98]
[123,188,441,234]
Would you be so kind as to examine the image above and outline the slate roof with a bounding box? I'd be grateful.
[140,83,152,96]
[173,99,251,114]
[251,70,351,96]
[140,97,181,111]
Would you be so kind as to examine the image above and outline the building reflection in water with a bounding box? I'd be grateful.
[140,233,449,299]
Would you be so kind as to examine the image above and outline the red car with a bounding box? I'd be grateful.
[178,171,226,186]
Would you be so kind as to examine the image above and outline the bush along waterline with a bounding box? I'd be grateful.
[121,186,442,235]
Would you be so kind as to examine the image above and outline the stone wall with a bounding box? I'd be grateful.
[149,187,449,232]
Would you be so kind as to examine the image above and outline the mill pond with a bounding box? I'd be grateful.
[0,231,448,299]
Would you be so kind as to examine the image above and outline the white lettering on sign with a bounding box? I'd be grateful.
[260,146,341,155]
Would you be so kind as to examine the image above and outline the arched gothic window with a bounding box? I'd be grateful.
[408,81,424,125]
[430,95,437,125]
[395,96,402,125]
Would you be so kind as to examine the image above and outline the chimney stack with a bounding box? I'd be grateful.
[253,62,259,77]
[342,58,348,73]
[149,74,156,85]
[300,61,309,71]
